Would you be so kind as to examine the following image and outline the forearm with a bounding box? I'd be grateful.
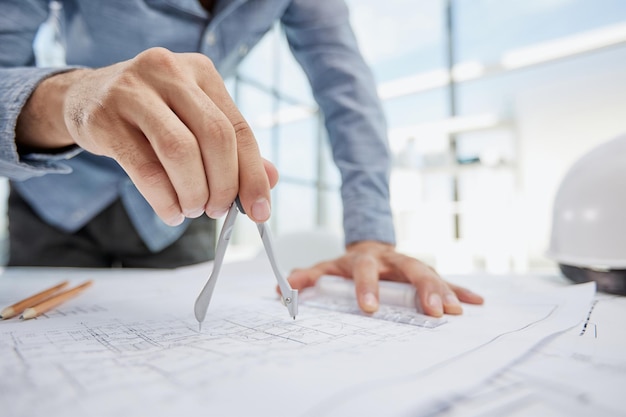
[282,0,395,246]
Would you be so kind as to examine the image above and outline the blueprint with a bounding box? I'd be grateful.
[0,261,596,417]
[439,292,626,417]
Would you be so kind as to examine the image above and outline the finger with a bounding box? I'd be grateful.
[442,291,463,315]
[448,283,485,305]
[164,85,239,219]
[108,124,184,226]
[278,267,323,296]
[393,258,446,317]
[134,93,210,218]
[263,158,279,189]
[285,260,344,290]
[227,110,269,222]
[189,55,271,222]
[352,254,380,313]
[133,49,237,217]
[282,268,319,293]
[419,283,445,318]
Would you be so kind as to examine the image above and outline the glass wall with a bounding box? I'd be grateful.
[229,0,626,271]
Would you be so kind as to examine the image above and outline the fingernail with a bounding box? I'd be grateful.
[251,198,271,222]
[428,293,443,315]
[362,293,378,312]
[184,208,205,218]
[166,213,185,226]
[207,208,228,219]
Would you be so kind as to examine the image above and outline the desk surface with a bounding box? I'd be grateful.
[0,260,622,417]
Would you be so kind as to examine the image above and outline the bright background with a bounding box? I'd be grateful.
[2,0,625,273]
[225,0,626,272]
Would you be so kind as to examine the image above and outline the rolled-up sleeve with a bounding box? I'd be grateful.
[0,67,83,181]
[281,0,395,246]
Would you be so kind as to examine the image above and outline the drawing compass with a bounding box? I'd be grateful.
[194,197,298,330]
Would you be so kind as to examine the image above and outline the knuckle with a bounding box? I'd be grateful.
[158,132,197,162]
[207,183,239,205]
[182,181,209,203]
[355,253,378,269]
[135,47,177,69]
[396,256,424,276]
[232,119,254,142]
[133,47,186,81]
[193,53,217,73]
[397,256,417,272]
[135,160,167,188]
[204,118,234,142]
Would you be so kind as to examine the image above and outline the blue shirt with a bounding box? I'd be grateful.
[0,0,395,251]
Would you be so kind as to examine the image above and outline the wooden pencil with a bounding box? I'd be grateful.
[0,281,69,320]
[20,280,94,320]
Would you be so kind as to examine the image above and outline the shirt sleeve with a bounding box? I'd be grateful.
[0,0,81,181]
[281,0,396,246]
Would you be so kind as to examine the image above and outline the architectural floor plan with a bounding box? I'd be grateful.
[0,261,597,417]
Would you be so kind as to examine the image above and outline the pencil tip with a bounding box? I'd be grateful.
[0,307,14,319]
[198,322,202,332]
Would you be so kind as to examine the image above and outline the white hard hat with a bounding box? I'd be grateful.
[547,134,626,294]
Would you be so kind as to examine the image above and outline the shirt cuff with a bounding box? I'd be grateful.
[0,66,83,181]
[342,196,396,246]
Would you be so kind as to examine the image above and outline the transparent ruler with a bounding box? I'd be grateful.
[300,276,447,329]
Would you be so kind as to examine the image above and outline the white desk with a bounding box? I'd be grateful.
[0,259,622,417]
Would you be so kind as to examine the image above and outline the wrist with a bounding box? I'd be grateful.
[346,240,394,254]
[15,69,87,151]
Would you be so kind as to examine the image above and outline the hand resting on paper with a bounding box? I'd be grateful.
[285,241,484,318]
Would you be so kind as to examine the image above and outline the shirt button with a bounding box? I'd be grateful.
[71,209,86,222]
[206,32,216,46]
[238,44,249,56]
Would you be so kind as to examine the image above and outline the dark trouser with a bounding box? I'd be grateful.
[7,186,215,268]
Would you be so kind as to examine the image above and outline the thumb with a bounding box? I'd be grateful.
[276,268,320,295]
